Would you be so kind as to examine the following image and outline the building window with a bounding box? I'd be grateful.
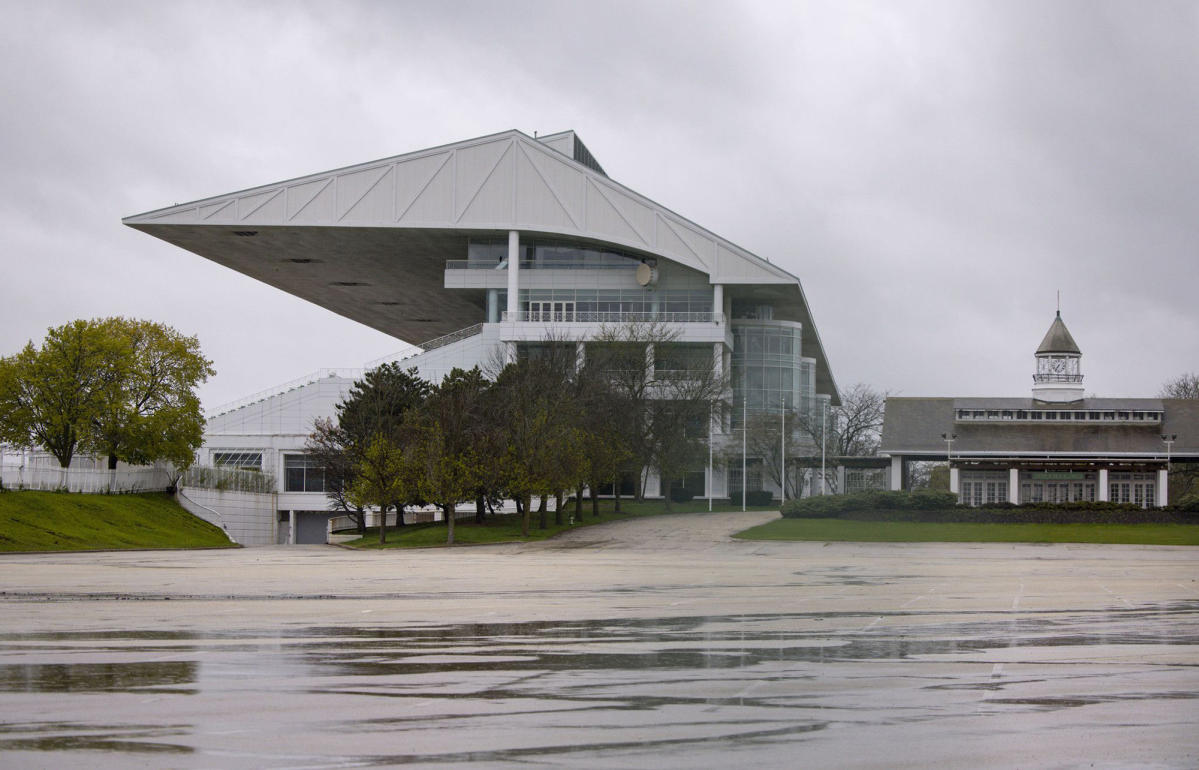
[284,455,325,493]
[213,451,263,471]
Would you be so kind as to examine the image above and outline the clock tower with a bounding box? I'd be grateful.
[1032,311,1084,403]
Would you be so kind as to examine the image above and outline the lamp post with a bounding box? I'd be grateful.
[820,400,827,496]
[941,432,957,494]
[941,432,957,461]
[780,396,786,503]
[1161,434,1177,470]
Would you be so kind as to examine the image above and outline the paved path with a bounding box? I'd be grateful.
[0,513,1196,768]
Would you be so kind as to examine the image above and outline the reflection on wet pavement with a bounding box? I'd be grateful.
[1,604,1197,767]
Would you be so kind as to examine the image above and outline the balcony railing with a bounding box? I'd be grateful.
[446,258,639,270]
[502,311,722,324]
[1033,373,1084,383]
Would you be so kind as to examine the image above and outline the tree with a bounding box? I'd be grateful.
[86,319,214,470]
[734,408,811,500]
[305,417,365,533]
[0,318,212,469]
[1160,373,1199,502]
[796,383,888,460]
[1160,373,1199,399]
[346,434,410,545]
[327,364,432,528]
[590,321,726,507]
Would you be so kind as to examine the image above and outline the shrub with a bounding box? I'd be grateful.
[669,486,695,503]
[1176,494,1199,513]
[745,490,774,506]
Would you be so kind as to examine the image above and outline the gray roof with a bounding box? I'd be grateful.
[880,397,1199,459]
[1036,312,1081,354]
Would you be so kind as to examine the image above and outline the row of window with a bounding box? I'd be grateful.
[955,409,1163,423]
[467,239,645,270]
[213,451,325,493]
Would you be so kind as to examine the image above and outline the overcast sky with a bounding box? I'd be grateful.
[1,0,1196,411]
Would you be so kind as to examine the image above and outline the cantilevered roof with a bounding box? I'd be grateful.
[123,129,838,401]
[1036,311,1081,355]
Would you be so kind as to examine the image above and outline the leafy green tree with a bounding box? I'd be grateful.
[329,363,432,526]
[346,434,410,544]
[0,318,212,469]
[86,319,214,470]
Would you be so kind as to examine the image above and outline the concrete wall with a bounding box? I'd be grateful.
[178,487,276,546]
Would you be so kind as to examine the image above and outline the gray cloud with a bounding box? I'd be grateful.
[1,0,1195,411]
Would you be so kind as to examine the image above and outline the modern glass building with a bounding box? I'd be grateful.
[124,130,841,541]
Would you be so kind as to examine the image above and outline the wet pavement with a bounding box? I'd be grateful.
[0,511,1196,768]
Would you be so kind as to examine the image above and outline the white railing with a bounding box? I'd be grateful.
[180,466,277,494]
[366,324,485,368]
[0,464,173,494]
[209,368,363,417]
[419,323,485,351]
[502,311,722,324]
[445,258,638,270]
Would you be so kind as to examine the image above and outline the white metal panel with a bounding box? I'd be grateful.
[336,165,392,221]
[287,178,335,223]
[514,145,580,230]
[522,143,586,225]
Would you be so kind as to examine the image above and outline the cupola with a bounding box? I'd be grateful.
[1032,311,1084,402]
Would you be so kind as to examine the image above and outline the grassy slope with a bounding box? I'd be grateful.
[0,491,234,552]
[735,517,1199,546]
[344,499,778,549]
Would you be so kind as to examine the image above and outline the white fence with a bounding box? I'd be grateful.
[0,463,173,494]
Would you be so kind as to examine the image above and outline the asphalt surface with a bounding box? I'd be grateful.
[0,511,1196,768]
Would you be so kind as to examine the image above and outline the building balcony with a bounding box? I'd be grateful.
[1033,373,1084,383]
[498,310,728,344]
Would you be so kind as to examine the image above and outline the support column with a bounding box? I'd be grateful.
[713,284,724,322]
[1158,468,1169,507]
[288,510,296,545]
[889,455,902,491]
[949,466,960,495]
[506,230,520,318]
[645,343,655,384]
[1009,468,1020,504]
[836,465,846,495]
[1098,468,1109,501]
[575,341,585,372]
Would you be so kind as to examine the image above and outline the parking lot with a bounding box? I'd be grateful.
[0,511,1196,768]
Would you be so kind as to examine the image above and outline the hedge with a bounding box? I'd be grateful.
[780,490,1199,525]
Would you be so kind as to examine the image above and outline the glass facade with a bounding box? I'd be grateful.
[467,238,643,270]
[731,321,818,425]
[284,455,325,493]
[518,288,713,318]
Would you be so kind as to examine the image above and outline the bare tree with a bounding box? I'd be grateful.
[1160,373,1199,399]
[1160,373,1199,502]
[795,383,888,458]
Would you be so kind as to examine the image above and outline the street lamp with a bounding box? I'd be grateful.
[941,433,957,461]
[1162,434,1177,470]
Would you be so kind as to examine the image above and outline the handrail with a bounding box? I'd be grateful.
[365,323,486,368]
[502,311,722,324]
[209,368,362,417]
[446,258,638,270]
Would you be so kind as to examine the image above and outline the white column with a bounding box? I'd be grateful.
[645,343,655,384]
[836,465,846,495]
[1158,468,1169,507]
[1009,468,1020,504]
[713,284,724,322]
[575,341,585,372]
[949,467,960,495]
[1098,468,1109,501]
[506,230,520,317]
[288,510,296,545]
[889,455,902,491]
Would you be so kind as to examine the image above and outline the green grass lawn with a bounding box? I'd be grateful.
[0,491,235,552]
[342,498,778,549]
[735,517,1199,546]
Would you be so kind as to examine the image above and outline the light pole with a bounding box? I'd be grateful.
[780,396,786,503]
[1162,434,1177,469]
[941,432,957,461]
[820,400,827,496]
[941,432,957,494]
